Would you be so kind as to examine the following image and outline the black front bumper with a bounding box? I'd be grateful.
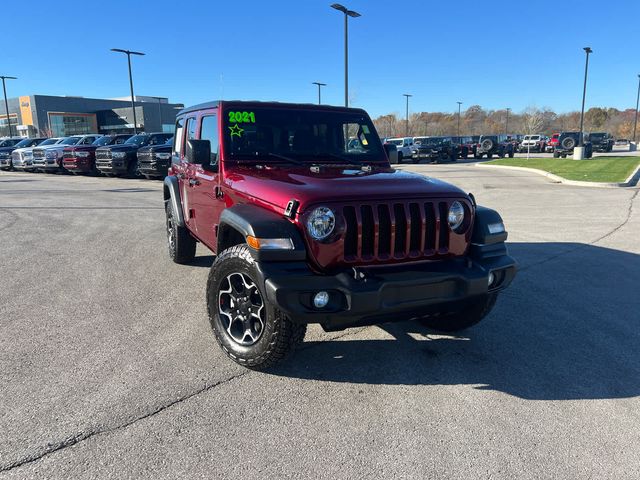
[138,161,169,177]
[258,250,517,331]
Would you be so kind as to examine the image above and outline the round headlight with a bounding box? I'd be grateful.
[448,201,465,231]
[306,207,336,241]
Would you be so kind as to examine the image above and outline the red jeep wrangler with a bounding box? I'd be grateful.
[164,101,517,369]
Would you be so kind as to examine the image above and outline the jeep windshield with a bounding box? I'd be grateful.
[419,137,448,146]
[386,139,404,146]
[223,107,385,164]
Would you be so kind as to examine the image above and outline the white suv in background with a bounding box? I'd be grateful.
[519,135,546,153]
[384,137,414,163]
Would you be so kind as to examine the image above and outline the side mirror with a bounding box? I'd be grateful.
[383,143,398,164]
[186,139,214,170]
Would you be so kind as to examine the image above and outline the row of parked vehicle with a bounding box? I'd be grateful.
[383,130,621,164]
[384,135,517,164]
[0,133,173,178]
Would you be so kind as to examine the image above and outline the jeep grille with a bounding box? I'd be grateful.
[339,199,468,264]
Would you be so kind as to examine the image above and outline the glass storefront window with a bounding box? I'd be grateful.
[48,113,97,136]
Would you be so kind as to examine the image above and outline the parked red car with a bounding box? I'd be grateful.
[546,133,560,152]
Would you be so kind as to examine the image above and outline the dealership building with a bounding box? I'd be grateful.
[0,94,184,138]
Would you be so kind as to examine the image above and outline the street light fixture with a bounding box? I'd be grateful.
[505,107,511,134]
[111,48,145,134]
[633,74,640,145]
[330,3,361,107]
[456,101,463,137]
[403,94,412,136]
[0,75,17,138]
[312,82,327,104]
[578,47,593,150]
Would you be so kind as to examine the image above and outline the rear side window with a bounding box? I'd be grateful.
[200,115,219,164]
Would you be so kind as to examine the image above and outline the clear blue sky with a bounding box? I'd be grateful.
[3,0,639,118]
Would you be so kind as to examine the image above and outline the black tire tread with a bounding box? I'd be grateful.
[165,201,196,264]
[207,244,306,370]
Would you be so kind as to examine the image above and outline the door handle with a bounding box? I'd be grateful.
[189,179,200,186]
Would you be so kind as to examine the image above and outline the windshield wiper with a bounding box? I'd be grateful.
[317,153,368,167]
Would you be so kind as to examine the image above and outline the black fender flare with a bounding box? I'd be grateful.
[218,204,307,262]
[163,176,185,227]
[469,206,510,261]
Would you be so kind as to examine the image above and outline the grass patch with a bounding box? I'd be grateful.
[486,156,640,183]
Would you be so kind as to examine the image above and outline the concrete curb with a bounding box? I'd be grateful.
[476,163,640,188]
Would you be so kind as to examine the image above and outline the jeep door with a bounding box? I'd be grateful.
[189,112,223,250]
[171,115,198,232]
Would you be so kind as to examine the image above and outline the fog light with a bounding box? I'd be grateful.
[313,291,330,309]
[488,272,495,287]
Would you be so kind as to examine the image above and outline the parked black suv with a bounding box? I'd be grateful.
[136,136,173,179]
[95,132,172,177]
[474,135,514,159]
[411,136,457,163]
[553,132,592,158]
[587,132,614,153]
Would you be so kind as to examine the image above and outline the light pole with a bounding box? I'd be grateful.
[578,47,592,148]
[505,107,511,134]
[633,74,640,144]
[456,101,463,137]
[1,76,17,137]
[403,94,412,136]
[111,48,145,134]
[330,4,360,107]
[312,82,326,104]
[151,96,165,132]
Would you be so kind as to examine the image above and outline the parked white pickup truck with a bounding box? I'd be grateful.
[384,137,414,163]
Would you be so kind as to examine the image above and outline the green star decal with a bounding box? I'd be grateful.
[229,123,244,138]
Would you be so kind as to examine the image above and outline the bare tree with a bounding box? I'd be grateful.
[522,107,544,158]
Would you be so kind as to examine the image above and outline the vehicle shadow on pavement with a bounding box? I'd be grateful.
[268,242,640,401]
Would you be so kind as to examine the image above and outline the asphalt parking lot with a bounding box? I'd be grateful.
[1,166,638,479]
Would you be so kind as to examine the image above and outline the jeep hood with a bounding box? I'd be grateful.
[226,165,468,212]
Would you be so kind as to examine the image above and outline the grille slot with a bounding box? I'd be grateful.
[438,202,450,251]
[360,205,374,258]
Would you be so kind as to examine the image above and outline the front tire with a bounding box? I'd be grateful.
[207,244,307,370]
[165,201,196,264]
[418,294,497,332]
[397,152,403,164]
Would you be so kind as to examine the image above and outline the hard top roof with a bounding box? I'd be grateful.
[177,100,367,116]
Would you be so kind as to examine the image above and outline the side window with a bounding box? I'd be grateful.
[172,117,185,161]
[182,117,198,163]
[200,115,219,165]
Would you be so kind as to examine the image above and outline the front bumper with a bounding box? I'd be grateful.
[0,157,11,168]
[96,159,127,173]
[138,160,169,176]
[63,158,94,172]
[37,158,62,170]
[258,252,517,331]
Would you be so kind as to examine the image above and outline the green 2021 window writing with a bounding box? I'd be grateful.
[228,111,256,123]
